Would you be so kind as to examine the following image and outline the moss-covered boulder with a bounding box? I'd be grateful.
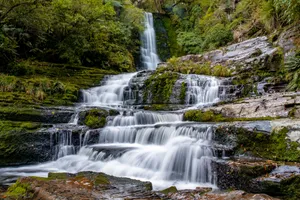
[78,108,118,129]
[143,71,180,104]
[215,125,300,162]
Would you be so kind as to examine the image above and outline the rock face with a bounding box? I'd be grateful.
[212,159,300,199]
[178,36,280,74]
[212,159,277,191]
[204,92,300,119]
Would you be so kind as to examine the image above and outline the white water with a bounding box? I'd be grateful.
[0,123,216,190]
[186,74,221,106]
[140,12,160,70]
[81,73,137,107]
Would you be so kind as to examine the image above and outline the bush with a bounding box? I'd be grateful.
[202,24,233,51]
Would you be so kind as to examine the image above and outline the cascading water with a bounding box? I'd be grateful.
[140,12,160,70]
[185,74,221,106]
[0,12,224,191]
[81,73,137,107]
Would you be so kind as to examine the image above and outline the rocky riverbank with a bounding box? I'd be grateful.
[1,172,279,200]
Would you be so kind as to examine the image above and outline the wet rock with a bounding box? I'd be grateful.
[252,165,300,198]
[212,159,277,192]
[160,188,278,200]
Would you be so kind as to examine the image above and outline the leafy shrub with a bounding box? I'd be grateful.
[177,31,203,54]
[202,24,233,51]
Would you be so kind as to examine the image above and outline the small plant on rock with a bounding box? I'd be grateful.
[286,54,300,91]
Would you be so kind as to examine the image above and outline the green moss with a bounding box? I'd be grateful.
[160,58,231,77]
[145,182,153,191]
[144,104,170,111]
[143,71,179,104]
[0,61,118,107]
[5,179,33,199]
[85,115,106,129]
[280,176,300,199]
[83,109,107,129]
[160,186,178,194]
[183,110,277,122]
[94,174,110,185]
[48,173,68,180]
[180,82,187,104]
[0,120,45,166]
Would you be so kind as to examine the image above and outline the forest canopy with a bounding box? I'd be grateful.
[0,0,144,72]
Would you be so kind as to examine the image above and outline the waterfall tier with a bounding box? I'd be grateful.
[140,12,161,70]
[81,73,137,107]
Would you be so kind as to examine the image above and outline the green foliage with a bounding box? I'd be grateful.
[143,0,300,56]
[0,74,76,103]
[273,0,300,23]
[202,24,233,51]
[286,55,300,91]
[143,71,179,104]
[177,31,203,54]
[180,82,187,104]
[0,0,144,72]
[0,61,117,106]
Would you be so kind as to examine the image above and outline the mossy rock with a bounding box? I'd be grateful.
[5,179,34,199]
[160,186,178,194]
[183,110,277,122]
[79,108,118,129]
[255,175,300,199]
[143,71,179,104]
[0,120,54,166]
[215,126,300,162]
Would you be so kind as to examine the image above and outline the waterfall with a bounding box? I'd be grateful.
[185,74,221,106]
[0,12,224,191]
[81,73,137,107]
[140,12,161,70]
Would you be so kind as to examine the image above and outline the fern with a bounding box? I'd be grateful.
[286,55,300,91]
